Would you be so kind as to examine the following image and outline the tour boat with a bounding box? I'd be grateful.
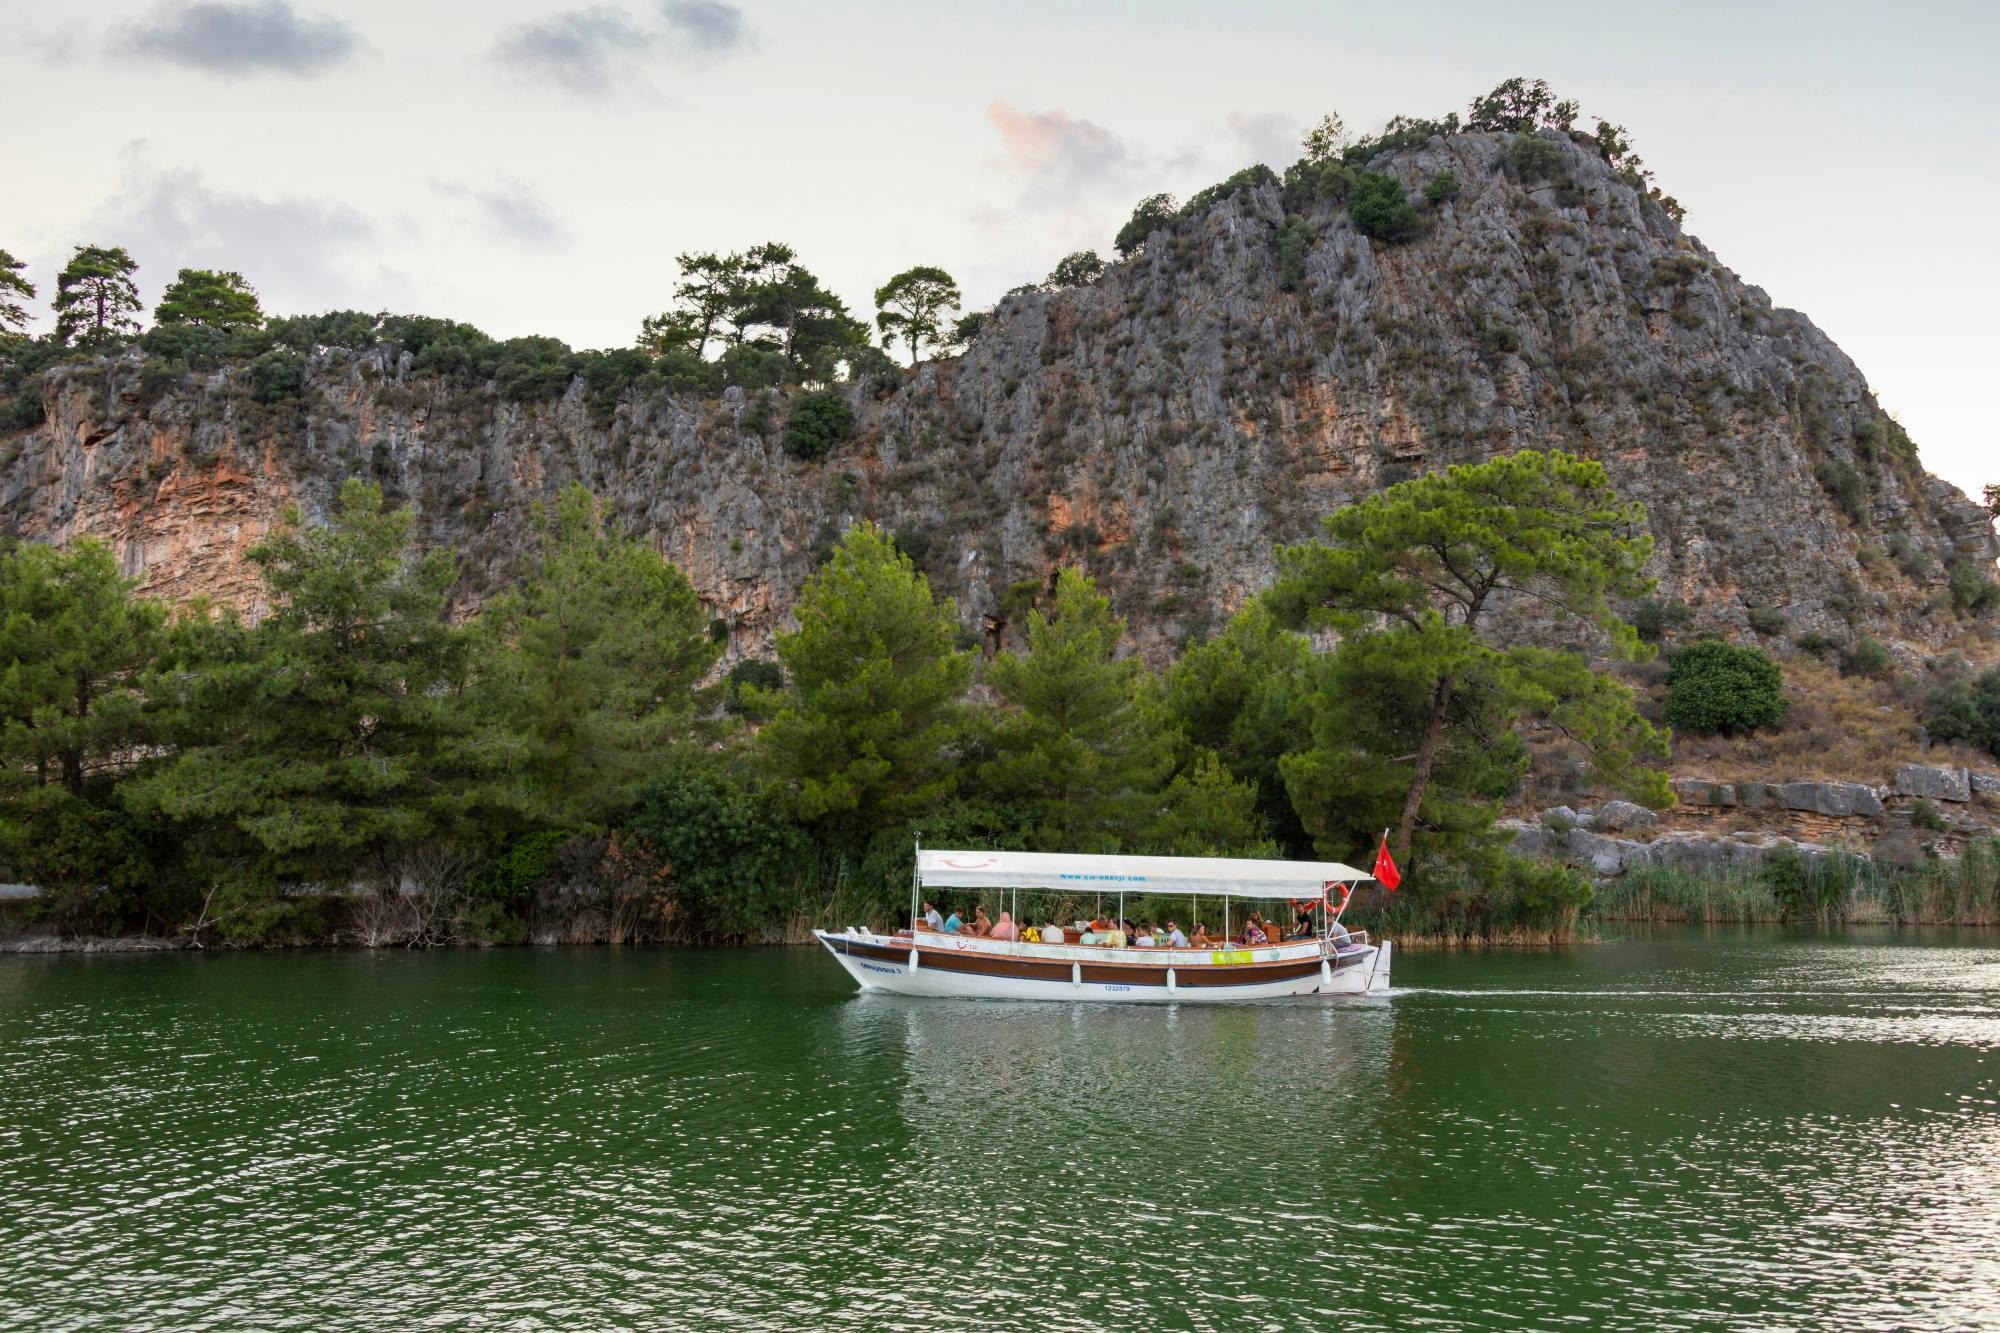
[814,847,1392,1003]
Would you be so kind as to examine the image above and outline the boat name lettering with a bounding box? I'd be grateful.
[1057,873,1148,883]
[859,963,898,976]
[1211,950,1255,966]
[1103,985,1131,992]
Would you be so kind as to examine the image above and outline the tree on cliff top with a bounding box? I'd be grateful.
[755,522,972,854]
[874,266,961,366]
[1114,193,1177,257]
[154,268,264,330]
[1466,78,1578,134]
[0,250,34,342]
[52,244,141,346]
[1266,449,1669,859]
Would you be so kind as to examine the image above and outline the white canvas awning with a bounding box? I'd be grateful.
[917,849,1371,900]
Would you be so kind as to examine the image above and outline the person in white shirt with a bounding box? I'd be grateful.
[922,901,943,932]
[1042,923,1065,944]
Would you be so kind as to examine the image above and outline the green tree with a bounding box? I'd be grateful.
[976,568,1176,850]
[1267,449,1668,858]
[1147,750,1273,858]
[1114,193,1178,257]
[1348,172,1419,242]
[472,485,719,826]
[53,244,141,346]
[0,540,167,931]
[874,266,961,366]
[1047,250,1105,288]
[1466,78,1578,134]
[1163,603,1315,854]
[153,268,264,329]
[128,481,516,933]
[1301,113,1348,164]
[662,249,745,356]
[1279,627,1530,866]
[783,391,854,460]
[627,763,809,941]
[0,250,34,342]
[757,522,972,854]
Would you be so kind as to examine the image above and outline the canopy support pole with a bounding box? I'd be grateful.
[911,831,921,932]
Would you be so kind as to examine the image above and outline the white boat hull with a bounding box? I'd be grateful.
[814,929,1392,1004]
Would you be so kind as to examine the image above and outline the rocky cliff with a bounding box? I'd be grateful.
[3,129,1993,666]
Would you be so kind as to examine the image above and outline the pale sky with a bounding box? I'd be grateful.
[3,0,1994,502]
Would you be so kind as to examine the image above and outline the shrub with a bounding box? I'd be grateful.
[1837,636,1892,679]
[1179,164,1279,221]
[1762,846,1842,920]
[1910,799,1948,833]
[472,829,576,909]
[246,348,305,405]
[1632,596,1695,645]
[1504,133,1568,183]
[890,525,934,571]
[1886,533,1932,579]
[1923,668,2000,757]
[492,336,577,401]
[1046,250,1105,288]
[1114,192,1178,257]
[1,389,45,430]
[1663,638,1789,734]
[1793,632,1840,658]
[724,658,784,719]
[626,765,810,940]
[1815,458,1868,524]
[1747,607,1785,636]
[1276,219,1314,292]
[783,390,854,460]
[1422,171,1461,206]
[1947,558,2000,617]
[1348,172,1420,242]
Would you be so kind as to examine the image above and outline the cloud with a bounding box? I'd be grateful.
[493,3,746,96]
[492,7,656,95]
[1226,111,1302,171]
[659,1,746,53]
[985,99,1134,198]
[434,181,570,248]
[112,1,361,76]
[83,149,413,317]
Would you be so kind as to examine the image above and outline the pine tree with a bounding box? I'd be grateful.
[0,249,35,341]
[153,268,264,329]
[976,568,1175,850]
[758,522,972,854]
[52,244,141,345]
[0,540,167,930]
[873,266,960,365]
[472,484,720,826]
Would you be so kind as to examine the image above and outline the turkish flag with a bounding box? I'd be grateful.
[1372,835,1402,892]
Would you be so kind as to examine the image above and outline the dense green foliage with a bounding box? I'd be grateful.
[154,269,264,330]
[782,391,855,460]
[1924,668,2000,758]
[1113,193,1178,257]
[53,245,142,346]
[0,250,33,341]
[1347,172,1420,242]
[1661,639,1789,734]
[1268,449,1669,857]
[0,450,1673,947]
[1046,250,1105,288]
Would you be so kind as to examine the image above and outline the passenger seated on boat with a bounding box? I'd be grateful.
[991,911,1017,941]
[970,906,993,936]
[1132,924,1156,947]
[1020,921,1041,943]
[922,901,943,931]
[1329,920,1354,947]
[1242,919,1269,945]
[1165,921,1189,948]
[1041,922,1064,944]
[942,910,963,934]
[1290,908,1316,939]
[1190,923,1213,947]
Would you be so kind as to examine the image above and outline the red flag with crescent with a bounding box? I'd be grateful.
[1372,835,1402,891]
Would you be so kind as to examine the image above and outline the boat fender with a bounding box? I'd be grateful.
[1071,961,1081,988]
[1320,959,1333,988]
[1166,968,1177,995]
[907,948,919,974]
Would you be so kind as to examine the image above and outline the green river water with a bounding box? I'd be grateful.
[2,926,1997,1331]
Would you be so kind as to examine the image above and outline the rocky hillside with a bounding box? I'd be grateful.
[3,128,1993,667]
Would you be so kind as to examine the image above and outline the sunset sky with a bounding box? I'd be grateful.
[2,0,1992,499]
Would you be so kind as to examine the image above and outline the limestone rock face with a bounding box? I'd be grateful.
[1892,764,1972,802]
[1,130,1992,663]
[1776,781,1884,819]
[1592,800,1659,832]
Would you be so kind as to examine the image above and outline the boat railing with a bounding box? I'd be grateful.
[883,927,1373,956]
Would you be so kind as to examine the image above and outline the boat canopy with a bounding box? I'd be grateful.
[916,849,1371,900]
